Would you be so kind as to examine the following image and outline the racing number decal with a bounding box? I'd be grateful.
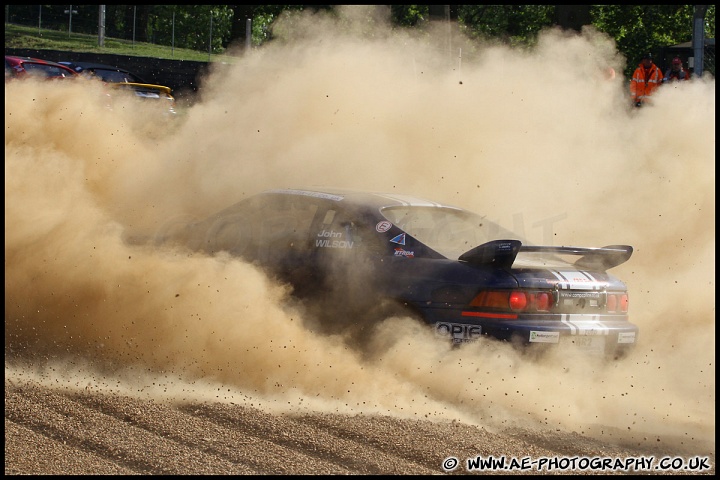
[376,221,392,232]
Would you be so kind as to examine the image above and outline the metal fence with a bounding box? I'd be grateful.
[5,5,222,54]
[659,39,715,79]
[699,42,715,77]
[7,5,137,41]
[5,5,716,78]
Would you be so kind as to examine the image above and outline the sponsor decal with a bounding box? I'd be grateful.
[497,241,515,252]
[529,331,560,344]
[560,292,601,299]
[617,332,636,344]
[315,239,354,249]
[551,270,604,290]
[317,229,342,238]
[389,233,406,245]
[435,322,482,343]
[394,248,414,258]
[376,221,393,233]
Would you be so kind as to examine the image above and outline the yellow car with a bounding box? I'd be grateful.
[58,61,177,116]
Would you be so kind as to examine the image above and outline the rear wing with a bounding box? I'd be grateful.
[459,240,633,271]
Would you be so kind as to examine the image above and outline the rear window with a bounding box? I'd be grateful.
[380,206,519,259]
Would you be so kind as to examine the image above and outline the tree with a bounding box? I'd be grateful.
[591,5,698,78]
[391,5,430,27]
[457,5,556,46]
[5,4,714,73]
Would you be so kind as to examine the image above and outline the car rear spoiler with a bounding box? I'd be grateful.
[458,240,633,271]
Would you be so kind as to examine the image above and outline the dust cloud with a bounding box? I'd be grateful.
[5,6,714,455]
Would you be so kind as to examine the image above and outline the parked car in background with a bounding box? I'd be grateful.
[58,61,147,84]
[142,187,638,358]
[5,55,79,81]
[58,61,177,116]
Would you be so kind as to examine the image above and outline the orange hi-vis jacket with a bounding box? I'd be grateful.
[630,62,663,104]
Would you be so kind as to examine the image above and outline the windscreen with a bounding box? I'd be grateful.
[380,206,521,260]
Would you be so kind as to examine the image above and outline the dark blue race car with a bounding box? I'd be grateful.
[151,187,638,358]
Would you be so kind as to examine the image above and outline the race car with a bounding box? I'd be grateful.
[57,61,177,116]
[147,187,638,357]
[5,55,79,80]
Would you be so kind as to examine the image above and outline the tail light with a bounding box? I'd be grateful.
[508,291,527,310]
[466,289,629,317]
[469,289,555,314]
[606,292,629,313]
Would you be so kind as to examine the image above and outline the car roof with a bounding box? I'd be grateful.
[5,55,79,79]
[6,55,75,69]
[58,61,166,88]
[263,187,463,211]
[58,61,131,72]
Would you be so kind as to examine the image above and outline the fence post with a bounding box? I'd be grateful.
[64,5,77,37]
[245,18,251,51]
[208,11,213,61]
[692,5,707,77]
[98,5,105,47]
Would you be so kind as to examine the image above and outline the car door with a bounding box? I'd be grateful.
[251,194,321,288]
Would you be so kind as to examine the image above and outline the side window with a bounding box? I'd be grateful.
[314,209,382,254]
[257,198,318,259]
[315,209,354,250]
[203,195,318,260]
[24,63,71,78]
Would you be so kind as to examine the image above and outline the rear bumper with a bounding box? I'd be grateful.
[424,309,638,355]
